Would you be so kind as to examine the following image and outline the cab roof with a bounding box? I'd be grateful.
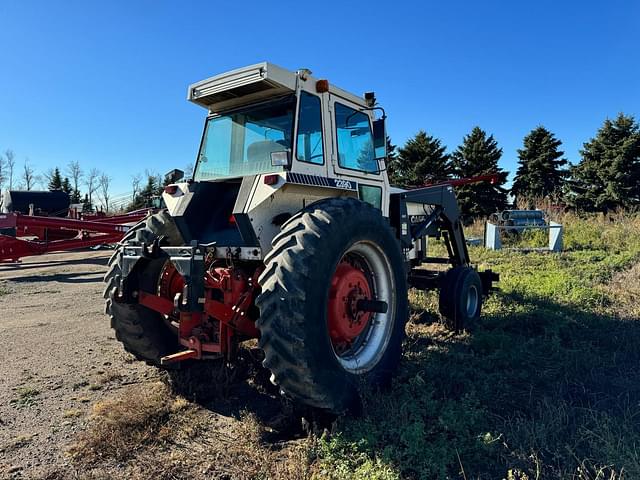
[188,62,368,112]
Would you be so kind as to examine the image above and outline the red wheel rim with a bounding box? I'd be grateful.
[158,261,184,317]
[327,259,373,354]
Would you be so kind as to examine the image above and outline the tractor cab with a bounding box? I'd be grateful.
[163,62,390,252]
[188,62,387,188]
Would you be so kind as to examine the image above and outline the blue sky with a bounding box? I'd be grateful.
[0,0,638,197]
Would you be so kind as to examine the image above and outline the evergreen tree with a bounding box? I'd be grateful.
[356,139,375,172]
[511,126,567,204]
[568,113,640,212]
[48,167,63,191]
[451,127,509,219]
[61,177,72,195]
[388,130,451,187]
[385,136,400,184]
[71,189,82,203]
[82,193,93,213]
[128,175,161,210]
[386,136,397,163]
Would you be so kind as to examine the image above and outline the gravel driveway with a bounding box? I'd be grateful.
[0,250,155,478]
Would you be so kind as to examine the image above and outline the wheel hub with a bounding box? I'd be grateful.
[327,261,373,348]
[158,262,185,305]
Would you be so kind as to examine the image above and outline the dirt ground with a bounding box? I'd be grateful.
[0,250,309,480]
[0,251,150,477]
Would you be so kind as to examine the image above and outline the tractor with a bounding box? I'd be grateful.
[104,63,498,413]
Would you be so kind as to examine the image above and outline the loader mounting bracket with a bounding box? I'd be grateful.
[390,184,471,268]
[119,241,206,312]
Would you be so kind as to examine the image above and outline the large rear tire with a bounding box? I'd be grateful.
[255,197,408,413]
[103,211,183,366]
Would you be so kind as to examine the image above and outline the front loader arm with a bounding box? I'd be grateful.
[389,184,471,267]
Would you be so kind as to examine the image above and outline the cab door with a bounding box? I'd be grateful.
[290,88,329,178]
[327,94,387,213]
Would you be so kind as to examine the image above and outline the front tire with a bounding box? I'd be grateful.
[255,197,408,413]
[438,266,483,331]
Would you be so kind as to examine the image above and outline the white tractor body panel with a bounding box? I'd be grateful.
[244,180,356,252]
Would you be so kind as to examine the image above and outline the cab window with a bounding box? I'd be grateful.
[334,102,377,173]
[296,92,324,164]
[358,184,382,209]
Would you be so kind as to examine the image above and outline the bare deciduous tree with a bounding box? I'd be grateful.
[99,173,112,213]
[0,153,5,189]
[85,167,100,206]
[42,168,55,187]
[66,160,83,200]
[183,163,194,180]
[5,149,16,190]
[131,173,142,201]
[22,158,36,191]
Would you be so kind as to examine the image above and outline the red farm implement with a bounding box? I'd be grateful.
[0,209,151,262]
[422,173,501,188]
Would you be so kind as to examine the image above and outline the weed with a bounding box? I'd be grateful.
[10,386,40,408]
[7,434,33,450]
[97,371,122,385]
[63,409,83,418]
[72,380,89,390]
[68,382,187,462]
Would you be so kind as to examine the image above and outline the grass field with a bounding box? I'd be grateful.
[315,212,640,479]
[71,213,640,480]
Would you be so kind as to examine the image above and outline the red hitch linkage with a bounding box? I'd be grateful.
[137,263,262,364]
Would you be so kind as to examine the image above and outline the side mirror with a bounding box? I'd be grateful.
[372,118,386,160]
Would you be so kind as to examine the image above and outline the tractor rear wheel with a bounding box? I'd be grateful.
[103,211,183,367]
[256,197,408,413]
[438,266,482,331]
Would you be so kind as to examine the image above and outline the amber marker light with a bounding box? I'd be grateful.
[316,79,329,93]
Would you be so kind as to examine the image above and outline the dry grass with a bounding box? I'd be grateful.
[601,261,640,319]
[68,381,313,479]
[62,408,83,419]
[68,381,190,462]
[195,412,313,480]
[96,370,123,385]
[4,434,34,451]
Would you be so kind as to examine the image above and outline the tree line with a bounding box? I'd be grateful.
[2,113,637,217]
[0,149,192,213]
[387,112,640,218]
[0,152,112,212]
